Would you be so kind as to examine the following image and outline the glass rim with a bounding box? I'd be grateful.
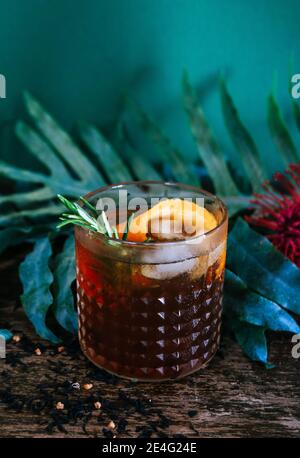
[77,180,228,247]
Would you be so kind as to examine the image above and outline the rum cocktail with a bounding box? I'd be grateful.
[75,182,228,381]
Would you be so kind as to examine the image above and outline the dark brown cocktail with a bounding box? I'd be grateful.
[75,182,228,381]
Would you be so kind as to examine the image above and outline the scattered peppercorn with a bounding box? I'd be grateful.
[56,402,64,410]
[12,335,21,343]
[0,332,174,437]
[107,420,116,430]
[188,410,198,418]
[83,383,93,390]
[57,346,65,353]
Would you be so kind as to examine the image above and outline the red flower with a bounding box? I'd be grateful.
[245,163,300,268]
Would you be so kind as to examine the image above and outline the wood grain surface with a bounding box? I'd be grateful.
[0,246,299,438]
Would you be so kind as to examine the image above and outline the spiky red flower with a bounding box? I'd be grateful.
[245,163,300,268]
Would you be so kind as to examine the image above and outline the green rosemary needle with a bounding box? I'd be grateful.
[57,194,116,237]
[57,194,153,242]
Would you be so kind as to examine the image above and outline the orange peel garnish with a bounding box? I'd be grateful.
[117,198,217,242]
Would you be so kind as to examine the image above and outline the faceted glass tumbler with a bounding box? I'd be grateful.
[75,181,228,381]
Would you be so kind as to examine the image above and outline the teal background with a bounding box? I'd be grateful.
[0,0,299,172]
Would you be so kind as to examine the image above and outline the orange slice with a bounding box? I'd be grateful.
[117,198,217,242]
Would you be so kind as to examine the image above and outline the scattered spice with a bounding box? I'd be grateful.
[57,346,65,353]
[102,427,114,438]
[83,383,93,391]
[117,418,128,434]
[0,332,175,437]
[12,335,21,343]
[34,348,42,356]
[56,402,64,410]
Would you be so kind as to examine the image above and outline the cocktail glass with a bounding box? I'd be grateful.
[75,182,228,381]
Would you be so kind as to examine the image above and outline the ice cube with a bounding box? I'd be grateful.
[189,254,209,280]
[141,258,198,280]
[208,240,226,268]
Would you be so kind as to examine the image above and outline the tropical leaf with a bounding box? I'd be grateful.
[52,234,77,334]
[288,63,300,132]
[0,329,12,342]
[19,236,59,343]
[127,97,200,186]
[23,92,103,184]
[222,195,251,217]
[122,146,162,181]
[1,92,108,202]
[292,100,300,132]
[113,122,163,181]
[0,224,55,256]
[231,320,272,367]
[0,187,54,206]
[0,203,63,227]
[14,119,102,197]
[224,270,300,333]
[268,92,299,165]
[0,93,108,254]
[220,78,266,190]
[227,218,300,315]
[78,122,133,183]
[182,71,239,196]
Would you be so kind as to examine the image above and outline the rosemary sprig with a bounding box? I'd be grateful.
[57,194,153,242]
[57,194,117,237]
[122,211,136,240]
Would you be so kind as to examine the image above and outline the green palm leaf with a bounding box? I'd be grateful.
[182,71,239,196]
[24,92,103,183]
[127,97,200,186]
[52,234,77,334]
[220,78,266,190]
[19,236,60,343]
[292,99,300,131]
[78,122,133,183]
[268,92,299,165]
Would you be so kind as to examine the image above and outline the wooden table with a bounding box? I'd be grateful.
[0,247,299,438]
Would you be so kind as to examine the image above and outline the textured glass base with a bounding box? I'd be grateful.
[80,342,219,382]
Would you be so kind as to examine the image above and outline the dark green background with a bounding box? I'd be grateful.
[0,0,299,171]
